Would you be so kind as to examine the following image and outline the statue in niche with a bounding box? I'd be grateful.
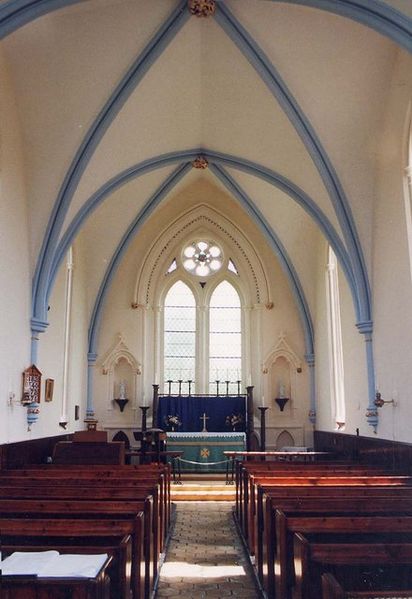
[279,383,286,399]
[118,380,127,400]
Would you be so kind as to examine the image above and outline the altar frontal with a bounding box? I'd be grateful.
[166,431,246,472]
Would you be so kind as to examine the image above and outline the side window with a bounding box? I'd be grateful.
[326,246,345,429]
[404,108,412,280]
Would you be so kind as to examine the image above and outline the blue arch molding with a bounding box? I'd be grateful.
[86,161,314,362]
[215,3,372,326]
[88,164,315,355]
[1,0,411,52]
[210,163,315,355]
[20,0,410,328]
[87,163,192,355]
[47,149,356,331]
[49,150,357,317]
[28,0,189,330]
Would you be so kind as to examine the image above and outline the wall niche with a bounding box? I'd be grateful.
[263,332,302,419]
[101,334,141,419]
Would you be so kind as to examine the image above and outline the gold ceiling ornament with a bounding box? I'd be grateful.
[192,156,209,169]
[188,0,216,18]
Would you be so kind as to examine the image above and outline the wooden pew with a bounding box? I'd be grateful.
[239,466,403,543]
[274,511,412,599]
[294,532,412,599]
[257,493,412,590]
[246,474,412,558]
[0,497,154,598]
[322,571,412,599]
[235,460,390,523]
[0,462,171,528]
[256,484,412,563]
[0,518,145,599]
[0,473,166,597]
[257,486,412,590]
[0,463,171,534]
[0,474,165,554]
[0,487,158,596]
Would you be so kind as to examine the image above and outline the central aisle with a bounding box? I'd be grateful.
[156,502,260,598]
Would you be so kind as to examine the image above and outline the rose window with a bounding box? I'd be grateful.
[182,241,223,276]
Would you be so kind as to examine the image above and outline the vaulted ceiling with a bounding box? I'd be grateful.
[1,0,411,353]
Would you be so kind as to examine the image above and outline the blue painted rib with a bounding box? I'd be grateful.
[88,162,192,355]
[210,163,314,355]
[31,0,189,325]
[214,2,372,324]
[47,148,357,317]
[1,0,411,52]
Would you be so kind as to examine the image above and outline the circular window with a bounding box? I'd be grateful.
[182,241,223,276]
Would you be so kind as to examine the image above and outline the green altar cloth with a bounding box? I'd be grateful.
[166,432,246,473]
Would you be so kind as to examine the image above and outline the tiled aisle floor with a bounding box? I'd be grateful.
[155,501,261,599]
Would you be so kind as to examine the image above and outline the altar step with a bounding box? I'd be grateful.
[171,481,236,501]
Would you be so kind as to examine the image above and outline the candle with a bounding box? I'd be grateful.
[262,395,265,407]
[247,374,252,387]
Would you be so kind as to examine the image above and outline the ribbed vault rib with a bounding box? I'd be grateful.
[210,163,314,355]
[47,150,355,332]
[88,162,192,355]
[31,0,189,327]
[1,0,411,50]
[215,2,372,325]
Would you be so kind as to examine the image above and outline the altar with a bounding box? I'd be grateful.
[166,432,246,473]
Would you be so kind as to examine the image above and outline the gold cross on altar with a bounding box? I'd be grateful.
[200,412,209,432]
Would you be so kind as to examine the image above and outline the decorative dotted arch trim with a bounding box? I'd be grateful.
[141,212,265,305]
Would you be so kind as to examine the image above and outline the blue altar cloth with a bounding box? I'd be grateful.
[166,432,246,472]
[157,395,246,433]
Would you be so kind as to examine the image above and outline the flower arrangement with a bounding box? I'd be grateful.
[164,414,181,431]
[225,413,243,431]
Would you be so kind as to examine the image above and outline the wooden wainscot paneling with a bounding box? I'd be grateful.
[314,430,412,474]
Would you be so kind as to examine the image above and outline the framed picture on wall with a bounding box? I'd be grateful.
[45,378,54,402]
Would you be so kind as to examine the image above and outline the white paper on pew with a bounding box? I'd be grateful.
[0,551,60,575]
[37,553,109,578]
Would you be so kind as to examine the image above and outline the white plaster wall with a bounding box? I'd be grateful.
[314,240,372,437]
[36,258,67,437]
[68,239,90,429]
[0,44,32,444]
[373,50,412,443]
[29,239,89,438]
